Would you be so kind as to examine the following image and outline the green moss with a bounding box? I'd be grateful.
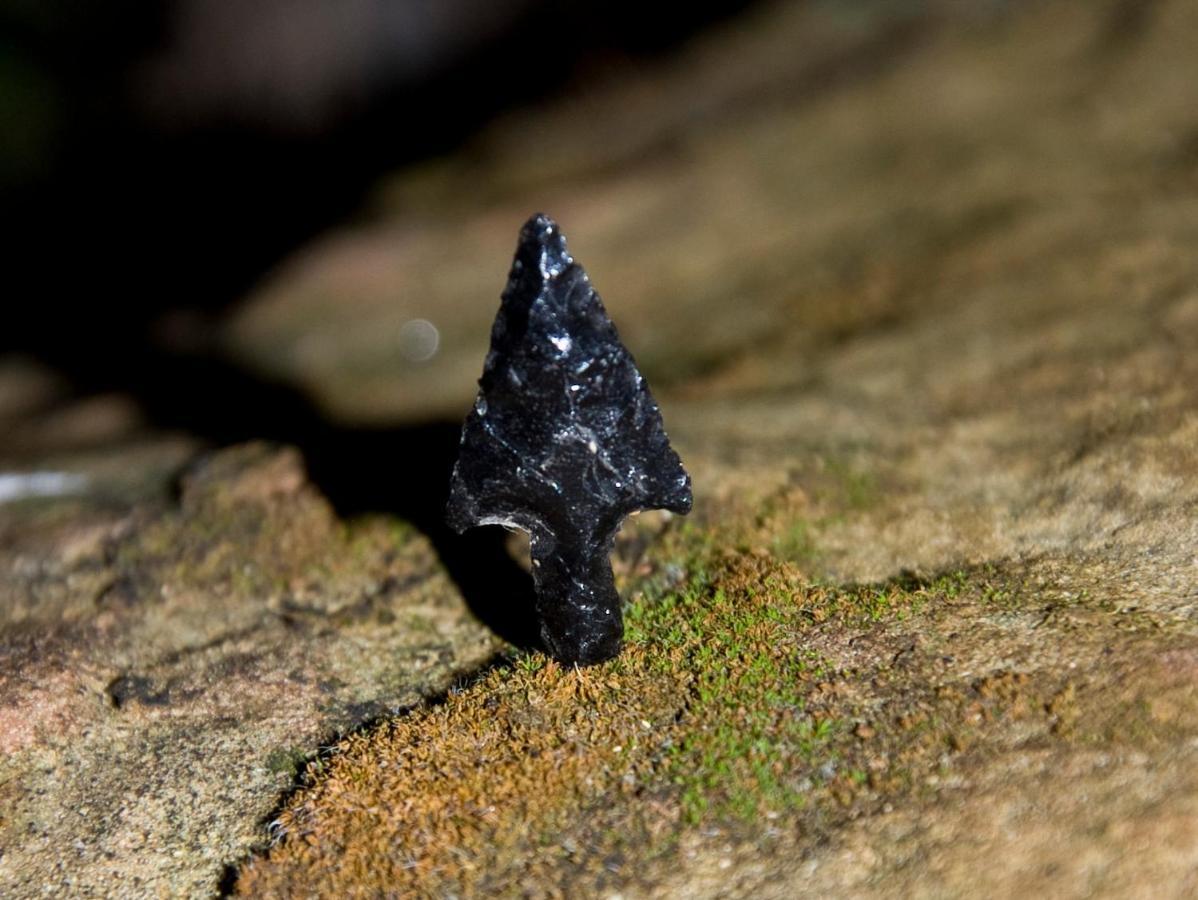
[824,458,879,511]
[932,569,969,599]
[763,457,883,570]
[625,553,847,824]
[773,519,819,566]
[265,747,312,779]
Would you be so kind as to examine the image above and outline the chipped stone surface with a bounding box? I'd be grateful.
[448,214,691,664]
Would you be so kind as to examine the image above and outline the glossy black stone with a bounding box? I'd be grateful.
[447,213,692,665]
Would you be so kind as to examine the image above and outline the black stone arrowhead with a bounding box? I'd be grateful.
[447,213,692,665]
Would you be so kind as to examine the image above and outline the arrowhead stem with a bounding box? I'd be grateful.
[532,532,623,665]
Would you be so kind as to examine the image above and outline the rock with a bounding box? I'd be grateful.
[447,214,691,664]
[6,0,1198,896]
[0,441,495,897]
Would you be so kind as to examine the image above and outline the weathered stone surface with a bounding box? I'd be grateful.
[5,0,1198,896]
[447,214,691,664]
[0,438,494,897]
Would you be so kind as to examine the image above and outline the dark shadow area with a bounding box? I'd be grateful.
[152,345,543,651]
[1,0,761,651]
[2,0,761,354]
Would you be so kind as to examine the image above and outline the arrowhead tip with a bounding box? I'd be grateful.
[517,213,572,279]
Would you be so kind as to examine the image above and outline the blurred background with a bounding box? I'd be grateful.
[1,0,1013,441]
[2,0,765,423]
[1,0,1194,495]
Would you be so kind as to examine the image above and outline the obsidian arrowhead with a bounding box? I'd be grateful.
[447,213,692,665]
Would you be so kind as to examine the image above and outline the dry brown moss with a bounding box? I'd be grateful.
[233,526,1072,897]
[234,547,789,896]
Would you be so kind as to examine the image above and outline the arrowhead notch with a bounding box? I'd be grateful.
[447,213,692,664]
